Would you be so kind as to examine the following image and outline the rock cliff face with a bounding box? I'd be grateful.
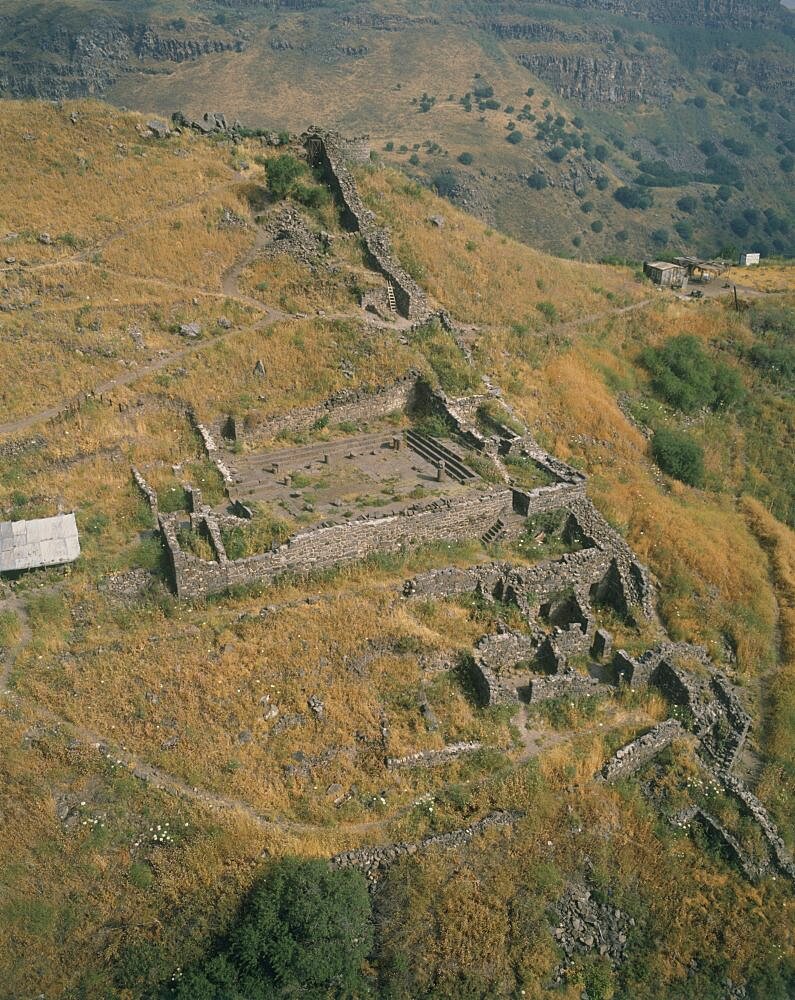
[0,19,241,99]
[517,52,678,106]
[535,0,783,29]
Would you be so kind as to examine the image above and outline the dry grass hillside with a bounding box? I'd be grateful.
[2,1,794,261]
[0,100,793,999]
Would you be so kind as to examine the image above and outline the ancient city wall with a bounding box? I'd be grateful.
[304,128,428,320]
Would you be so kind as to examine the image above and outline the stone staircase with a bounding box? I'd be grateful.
[481,517,506,546]
[404,430,476,484]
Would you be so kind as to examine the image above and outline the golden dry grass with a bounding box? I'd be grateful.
[1,100,793,997]
[355,166,643,325]
[725,261,795,293]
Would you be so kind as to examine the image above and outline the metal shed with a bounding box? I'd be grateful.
[0,513,81,573]
[643,261,688,287]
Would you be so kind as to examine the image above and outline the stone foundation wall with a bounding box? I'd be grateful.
[529,672,603,703]
[330,811,519,885]
[246,372,419,444]
[164,487,515,599]
[598,719,684,781]
[385,741,482,770]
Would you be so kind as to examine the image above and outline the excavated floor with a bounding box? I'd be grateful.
[219,429,480,523]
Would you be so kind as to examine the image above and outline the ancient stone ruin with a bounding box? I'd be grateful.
[304,128,429,320]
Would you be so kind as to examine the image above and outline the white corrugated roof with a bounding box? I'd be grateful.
[0,513,80,572]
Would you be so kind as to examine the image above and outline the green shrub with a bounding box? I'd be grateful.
[457,151,473,165]
[536,301,558,322]
[166,858,373,999]
[266,154,306,199]
[547,146,567,163]
[506,130,523,145]
[652,428,704,486]
[677,195,697,213]
[591,220,604,233]
[527,171,548,190]
[641,334,744,412]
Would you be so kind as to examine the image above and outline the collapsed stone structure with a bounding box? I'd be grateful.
[304,128,428,320]
[403,493,655,706]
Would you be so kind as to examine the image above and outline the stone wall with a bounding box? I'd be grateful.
[529,672,603,704]
[163,487,515,599]
[304,128,428,320]
[385,741,482,770]
[330,811,519,885]
[131,466,158,518]
[244,372,419,444]
[597,719,684,782]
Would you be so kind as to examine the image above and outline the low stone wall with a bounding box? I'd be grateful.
[475,630,539,670]
[597,719,684,782]
[131,466,158,517]
[385,741,482,770]
[529,672,603,703]
[245,372,419,444]
[720,772,795,882]
[330,811,519,885]
[304,128,428,320]
[671,806,762,882]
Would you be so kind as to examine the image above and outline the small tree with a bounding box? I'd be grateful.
[266,154,306,199]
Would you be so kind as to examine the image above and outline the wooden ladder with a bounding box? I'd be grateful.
[386,282,397,312]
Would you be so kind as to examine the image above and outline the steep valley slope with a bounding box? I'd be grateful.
[1,0,793,263]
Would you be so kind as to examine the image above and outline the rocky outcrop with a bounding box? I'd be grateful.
[0,21,241,100]
[516,52,677,106]
[532,0,784,29]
